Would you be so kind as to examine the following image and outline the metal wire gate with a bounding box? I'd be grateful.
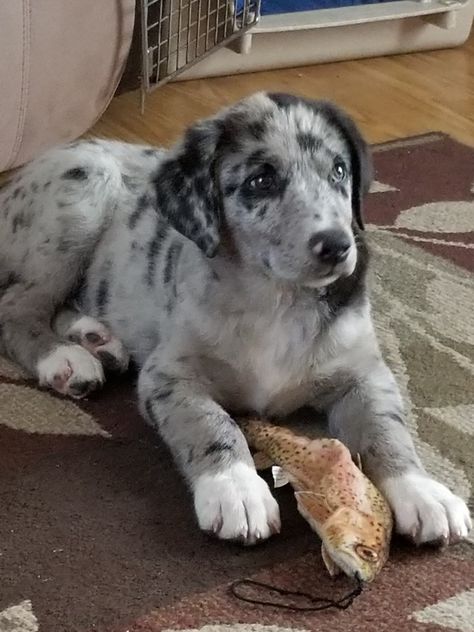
[139,0,260,99]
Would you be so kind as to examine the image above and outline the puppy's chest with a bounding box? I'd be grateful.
[216,307,367,415]
[219,312,321,414]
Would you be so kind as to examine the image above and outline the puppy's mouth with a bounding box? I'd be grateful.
[309,247,358,284]
[263,248,357,287]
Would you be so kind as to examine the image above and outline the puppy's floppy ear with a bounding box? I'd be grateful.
[319,102,372,231]
[153,118,222,257]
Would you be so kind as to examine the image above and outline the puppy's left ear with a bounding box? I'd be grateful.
[320,103,372,230]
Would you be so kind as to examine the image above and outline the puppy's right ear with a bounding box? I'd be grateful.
[154,118,222,257]
[318,102,372,231]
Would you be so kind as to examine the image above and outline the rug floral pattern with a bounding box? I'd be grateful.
[0,133,473,632]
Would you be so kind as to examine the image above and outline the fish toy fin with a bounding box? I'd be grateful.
[253,451,274,470]
[272,465,290,488]
[321,543,342,577]
[294,491,328,527]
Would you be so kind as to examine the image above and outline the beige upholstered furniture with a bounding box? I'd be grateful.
[0,0,135,172]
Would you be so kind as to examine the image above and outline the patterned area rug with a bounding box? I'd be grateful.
[1,133,473,632]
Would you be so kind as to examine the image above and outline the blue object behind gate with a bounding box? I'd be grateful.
[260,0,396,14]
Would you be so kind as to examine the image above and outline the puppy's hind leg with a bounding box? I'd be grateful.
[0,143,123,397]
[0,276,105,399]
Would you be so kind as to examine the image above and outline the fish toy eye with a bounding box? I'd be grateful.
[355,544,379,562]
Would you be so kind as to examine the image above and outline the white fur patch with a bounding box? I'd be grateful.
[193,462,281,545]
[380,472,472,544]
[37,344,104,398]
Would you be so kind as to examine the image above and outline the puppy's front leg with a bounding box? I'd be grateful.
[138,355,280,545]
[326,359,471,545]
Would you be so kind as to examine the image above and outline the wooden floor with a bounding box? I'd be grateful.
[91,32,474,147]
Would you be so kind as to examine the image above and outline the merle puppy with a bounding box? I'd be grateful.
[0,92,471,547]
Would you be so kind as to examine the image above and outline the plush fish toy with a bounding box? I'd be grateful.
[239,418,393,583]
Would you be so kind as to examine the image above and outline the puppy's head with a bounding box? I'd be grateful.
[155,92,372,287]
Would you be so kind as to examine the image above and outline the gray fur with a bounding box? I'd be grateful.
[0,92,470,546]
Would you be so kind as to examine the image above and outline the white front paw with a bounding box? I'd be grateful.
[381,472,472,545]
[193,462,281,545]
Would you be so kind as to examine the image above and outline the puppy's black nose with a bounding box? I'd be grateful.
[309,230,351,265]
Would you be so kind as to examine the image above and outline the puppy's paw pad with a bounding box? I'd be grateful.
[37,344,104,399]
[194,462,281,546]
[381,472,472,545]
[66,316,129,373]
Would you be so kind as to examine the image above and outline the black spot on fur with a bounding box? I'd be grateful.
[297,132,321,154]
[43,181,51,190]
[144,398,168,429]
[12,187,22,199]
[96,278,109,317]
[143,148,157,156]
[152,388,174,401]
[30,182,39,193]
[57,236,71,252]
[257,203,269,219]
[146,221,168,286]
[385,411,406,425]
[194,175,210,201]
[246,149,266,168]
[247,120,266,141]
[145,362,157,375]
[0,272,21,297]
[12,211,32,233]
[224,182,238,197]
[178,127,210,177]
[122,174,139,193]
[268,92,300,110]
[204,441,234,457]
[129,194,151,229]
[332,183,349,199]
[62,167,88,181]
[195,234,214,255]
[163,242,183,285]
[155,371,178,386]
[164,242,183,313]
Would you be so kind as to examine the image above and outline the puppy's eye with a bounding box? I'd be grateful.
[331,159,347,183]
[246,166,277,193]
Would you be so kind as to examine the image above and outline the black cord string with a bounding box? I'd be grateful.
[230,576,363,612]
